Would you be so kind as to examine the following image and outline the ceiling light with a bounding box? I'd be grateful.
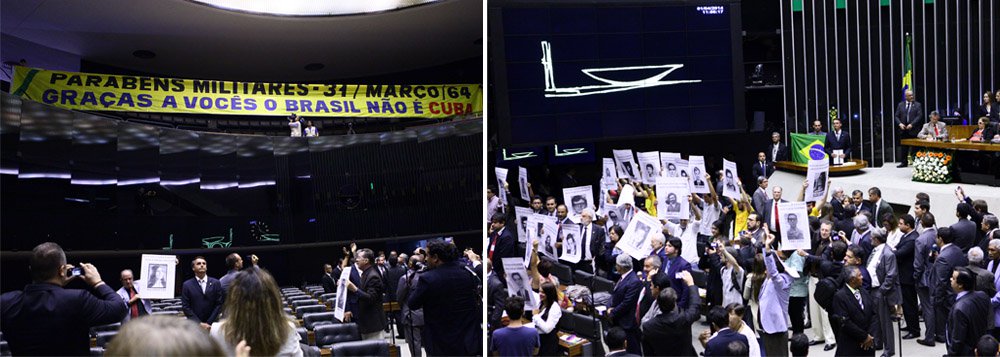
[188,0,439,16]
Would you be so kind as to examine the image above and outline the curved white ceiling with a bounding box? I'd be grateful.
[0,0,482,82]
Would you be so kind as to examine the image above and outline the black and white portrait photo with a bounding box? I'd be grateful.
[785,213,804,242]
[147,264,167,289]
[621,161,635,179]
[564,233,577,255]
[644,163,657,180]
[724,169,737,192]
[692,167,705,187]
[571,195,588,215]
[664,193,681,213]
[812,172,827,197]
[666,163,678,177]
[633,222,651,250]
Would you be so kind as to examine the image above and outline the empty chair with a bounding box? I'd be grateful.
[319,293,337,302]
[573,270,594,288]
[570,312,604,356]
[292,299,321,309]
[556,309,574,332]
[90,322,121,337]
[296,327,308,346]
[301,343,321,357]
[95,331,117,348]
[286,295,311,303]
[296,305,327,319]
[284,307,294,316]
[303,312,339,330]
[592,276,614,293]
[329,340,389,357]
[314,323,361,349]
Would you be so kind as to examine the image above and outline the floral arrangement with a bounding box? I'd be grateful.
[912,150,954,183]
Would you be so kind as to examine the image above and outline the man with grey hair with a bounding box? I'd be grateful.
[830,187,847,220]
[917,111,949,140]
[894,89,924,167]
[766,131,789,163]
[116,269,152,323]
[763,185,787,233]
[609,252,643,355]
[650,234,668,264]
[967,247,996,297]
[346,248,387,340]
[851,214,874,255]
[981,215,1000,253]
[573,208,604,274]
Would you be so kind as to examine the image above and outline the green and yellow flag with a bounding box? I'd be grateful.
[790,133,827,164]
[901,34,913,100]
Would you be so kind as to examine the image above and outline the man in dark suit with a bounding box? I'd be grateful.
[605,327,641,357]
[766,132,789,163]
[408,241,481,356]
[870,229,900,356]
[0,243,128,356]
[825,118,852,162]
[894,90,924,167]
[851,190,873,216]
[662,237,693,310]
[321,264,336,294]
[346,248,387,340]
[609,253,643,355]
[867,187,893,224]
[486,259,507,333]
[181,256,224,329]
[641,270,701,356]
[946,267,992,356]
[830,187,847,220]
[920,227,969,347]
[752,177,770,216]
[966,247,996,298]
[487,212,516,281]
[398,255,425,357]
[701,306,749,357]
[914,213,940,345]
[952,203,979,253]
[575,209,605,274]
[832,265,878,356]
[383,254,406,338]
[752,152,774,179]
[893,215,921,339]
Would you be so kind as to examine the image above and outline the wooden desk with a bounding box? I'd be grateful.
[557,332,588,357]
[319,344,398,357]
[901,138,1000,152]
[775,159,868,174]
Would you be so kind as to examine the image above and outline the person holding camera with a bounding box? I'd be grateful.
[407,241,482,356]
[1,242,128,355]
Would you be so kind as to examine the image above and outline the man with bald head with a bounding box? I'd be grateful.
[219,252,242,292]
[116,269,152,323]
[894,90,924,167]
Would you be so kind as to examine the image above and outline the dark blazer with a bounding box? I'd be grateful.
[760,198,789,233]
[967,265,997,298]
[751,160,774,179]
[704,328,750,357]
[765,143,789,163]
[950,218,978,252]
[586,224,606,261]
[346,265,361,315]
[397,270,424,328]
[752,188,769,217]
[321,273,336,294]
[932,244,968,305]
[977,103,999,122]
[181,276,224,324]
[894,101,924,137]
[874,244,901,305]
[489,227,516,279]
[832,285,877,357]
[408,261,482,356]
[487,272,507,331]
[607,351,641,357]
[1,283,128,356]
[355,265,387,334]
[894,230,917,285]
[825,130,853,158]
[609,271,643,330]
[383,265,406,302]
[663,256,693,310]
[947,291,991,356]
[831,197,846,220]
[970,125,997,141]
[914,227,938,288]
[640,288,701,357]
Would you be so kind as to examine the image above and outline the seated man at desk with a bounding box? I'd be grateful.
[917,111,949,141]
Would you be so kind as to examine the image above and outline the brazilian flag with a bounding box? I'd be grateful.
[790,133,827,164]
[901,34,913,100]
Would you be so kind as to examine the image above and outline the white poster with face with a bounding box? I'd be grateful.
[563,185,594,218]
[688,156,710,194]
[560,223,583,264]
[523,228,536,268]
[139,254,176,299]
[613,149,639,182]
[676,159,690,179]
[656,177,690,221]
[518,166,530,202]
[334,266,352,321]
[778,201,811,250]
[721,159,740,200]
[804,160,830,202]
[502,257,538,310]
[604,203,622,231]
[637,151,661,185]
[602,158,619,186]
[495,167,509,207]
[514,206,533,243]
[615,211,663,260]
[617,204,636,228]
[534,215,560,258]
[659,152,682,177]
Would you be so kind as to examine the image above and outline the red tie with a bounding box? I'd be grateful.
[774,203,780,231]
[934,126,939,137]
[635,285,644,323]
[129,288,139,318]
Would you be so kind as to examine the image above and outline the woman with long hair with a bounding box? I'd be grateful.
[532,282,562,356]
[978,91,999,122]
[210,268,303,356]
[742,253,766,336]
[880,212,902,249]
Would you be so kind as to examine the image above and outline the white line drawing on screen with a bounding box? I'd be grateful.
[540,41,702,98]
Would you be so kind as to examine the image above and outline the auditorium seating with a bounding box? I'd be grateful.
[319,293,337,303]
[573,270,594,288]
[303,312,339,330]
[293,299,323,310]
[301,343,322,357]
[591,276,614,293]
[296,305,327,319]
[90,347,104,356]
[94,331,117,348]
[89,322,120,337]
[314,323,361,349]
[297,327,309,345]
[329,340,389,357]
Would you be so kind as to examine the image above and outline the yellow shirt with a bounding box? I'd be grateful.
[733,202,751,234]
[645,191,657,217]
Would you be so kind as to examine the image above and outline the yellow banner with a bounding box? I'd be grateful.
[11,66,482,118]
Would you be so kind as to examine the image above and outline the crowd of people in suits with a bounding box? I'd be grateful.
[487,154,1000,357]
[1,239,483,356]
